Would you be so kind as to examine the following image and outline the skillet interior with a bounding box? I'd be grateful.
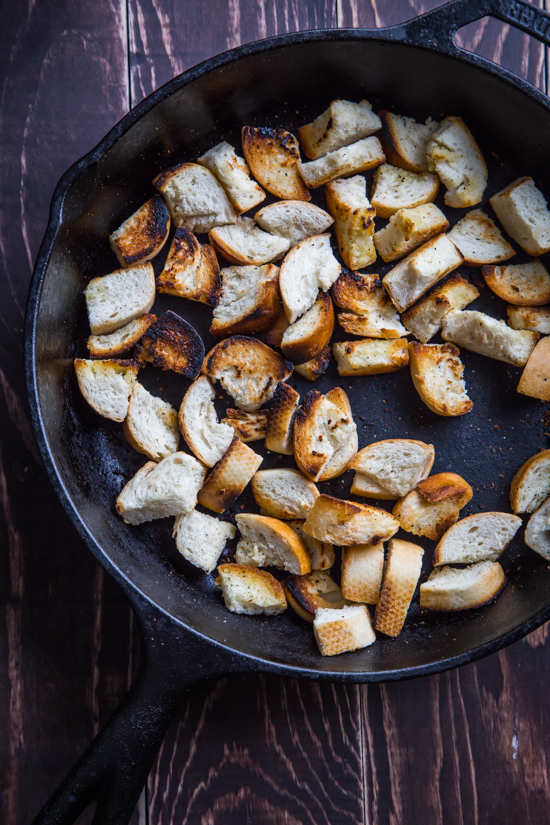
[31,36,550,677]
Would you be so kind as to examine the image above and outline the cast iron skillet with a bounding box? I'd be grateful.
[25,0,550,822]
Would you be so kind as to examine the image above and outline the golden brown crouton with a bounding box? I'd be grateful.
[264,383,300,455]
[242,126,310,200]
[304,494,399,546]
[157,228,220,306]
[197,438,263,513]
[374,539,424,637]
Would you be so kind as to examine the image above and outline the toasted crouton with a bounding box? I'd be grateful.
[254,200,333,248]
[314,605,375,655]
[483,261,550,306]
[409,341,472,417]
[251,468,319,520]
[299,99,382,160]
[321,386,359,480]
[370,164,439,218]
[87,314,156,359]
[209,217,290,265]
[374,203,449,263]
[332,270,407,338]
[293,390,357,482]
[287,520,334,570]
[351,472,396,500]
[222,409,267,442]
[154,162,236,233]
[210,264,280,338]
[490,177,550,256]
[279,234,341,323]
[110,195,170,267]
[374,538,424,637]
[441,309,539,366]
[234,513,311,574]
[242,126,310,201]
[433,512,521,566]
[156,228,220,306]
[74,358,138,422]
[216,563,287,615]
[123,383,179,461]
[258,301,290,348]
[197,438,263,513]
[173,510,235,573]
[84,263,156,335]
[420,561,505,611]
[517,337,550,401]
[304,494,399,546]
[298,137,386,188]
[341,543,385,604]
[507,305,550,334]
[179,376,234,467]
[378,111,439,173]
[325,176,376,269]
[203,336,292,411]
[264,383,299,455]
[134,311,204,377]
[294,346,332,382]
[426,116,487,207]
[383,234,463,312]
[333,338,409,376]
[349,439,435,499]
[283,571,348,622]
[402,275,479,344]
[115,452,206,525]
[525,496,550,560]
[448,210,515,265]
[197,140,266,214]
[393,472,473,541]
[281,292,334,363]
[510,449,550,514]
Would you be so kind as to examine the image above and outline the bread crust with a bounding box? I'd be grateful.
[293,390,357,482]
[489,176,550,256]
[110,194,170,266]
[242,126,310,201]
[264,383,300,455]
[281,291,335,363]
[419,562,506,611]
[374,538,424,637]
[409,341,473,417]
[222,409,268,442]
[210,264,281,338]
[393,473,472,541]
[401,274,479,344]
[416,472,473,503]
[197,140,266,214]
[134,311,204,378]
[283,571,348,623]
[197,438,263,513]
[234,513,311,574]
[157,228,221,306]
[517,337,550,401]
[216,563,287,615]
[87,314,156,359]
[258,301,290,348]
[333,338,409,376]
[303,494,399,546]
[294,346,332,382]
[251,468,319,519]
[341,543,385,604]
[377,111,439,173]
[507,304,550,334]
[298,137,385,188]
[325,175,376,270]
[510,449,550,514]
[483,261,550,306]
[349,438,435,499]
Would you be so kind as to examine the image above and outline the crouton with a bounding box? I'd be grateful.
[173,510,236,573]
[332,270,407,338]
[294,346,332,382]
[483,261,550,306]
[333,338,409,376]
[156,228,220,306]
[378,111,439,173]
[510,449,550,514]
[258,301,290,348]
[109,195,170,267]
[154,162,236,233]
[298,99,382,160]
[393,472,473,540]
[281,292,334,363]
[325,176,376,269]
[420,561,505,611]
[216,563,287,615]
[409,341,472,417]
[441,309,539,366]
[179,375,234,468]
[313,605,376,655]
[517,337,550,401]
[426,116,487,207]
[314,386,359,481]
[298,137,385,188]
[287,520,334,570]
[293,390,357,482]
[74,359,138,422]
[507,305,550,334]
[197,438,263,513]
[134,311,204,377]
[279,234,341,323]
[210,264,280,338]
[349,439,435,499]
[222,409,267,442]
[351,472,395,500]
[374,539,424,637]
[251,468,319,520]
[433,512,522,566]
[374,203,449,263]
[84,263,156,336]
[490,176,550,256]
[242,126,310,201]
[234,513,311,574]
[383,234,463,312]
[370,164,439,218]
[304,494,399,546]
[402,275,479,344]
[123,383,179,461]
[254,200,334,248]
[525,496,550,560]
[264,382,299,455]
[87,314,156,359]
[116,452,206,525]
[341,543,385,604]
[197,140,265,214]
[284,571,348,622]
[203,336,292,411]
[209,217,290,265]
[448,209,515,265]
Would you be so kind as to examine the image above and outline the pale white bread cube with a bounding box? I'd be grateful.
[349,438,435,499]
[287,520,334,570]
[264,383,299,455]
[84,263,156,335]
[393,472,473,541]
[441,309,539,367]
[221,409,267,442]
[507,304,550,334]
[351,472,396,500]
[448,209,515,265]
[173,509,235,573]
[283,571,348,622]
[197,140,266,214]
[370,163,439,219]
[378,111,439,173]
[279,234,341,323]
[483,261,550,306]
[517,337,550,401]
[259,301,290,348]
[374,203,449,263]
[209,217,290,265]
[383,233,463,313]
[252,468,319,520]
[202,337,292,412]
[157,228,220,306]
[74,359,138,422]
[433,511,522,566]
[109,195,170,267]
[254,200,333,248]
[294,346,332,382]
[525,496,550,560]
[87,314,156,359]
[420,561,505,611]
[242,126,310,201]
[154,162,237,233]
[333,338,409,376]
[123,383,179,461]
[281,292,334,363]
[490,176,550,256]
[293,389,357,482]
[426,116,487,208]
[325,176,376,269]
[210,264,280,338]
[298,99,382,160]
[374,539,424,637]
[510,449,550,514]
[341,543,385,605]
[197,438,262,514]
[304,494,399,547]
[402,275,479,344]
[234,513,311,574]
[298,137,385,189]
[314,605,376,656]
[332,270,407,338]
[178,375,234,468]
[216,563,287,615]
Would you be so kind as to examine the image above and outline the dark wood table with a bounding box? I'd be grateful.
[2,1,550,823]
